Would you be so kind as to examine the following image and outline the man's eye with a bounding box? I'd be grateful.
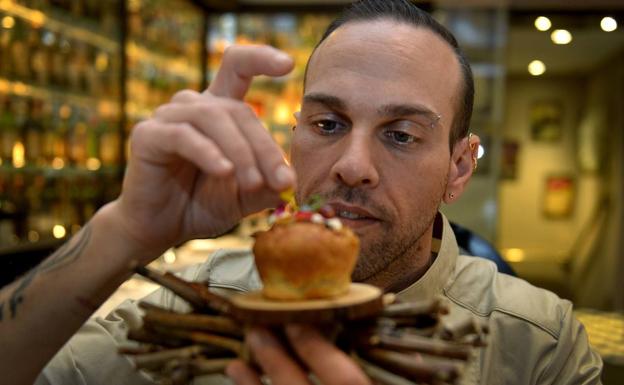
[315,120,343,134]
[385,130,415,144]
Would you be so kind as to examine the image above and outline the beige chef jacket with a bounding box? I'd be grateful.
[36,214,603,385]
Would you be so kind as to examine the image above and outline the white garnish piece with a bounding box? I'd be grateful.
[311,213,324,224]
[326,218,343,230]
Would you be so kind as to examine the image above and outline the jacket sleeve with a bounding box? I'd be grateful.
[539,302,603,385]
[34,264,203,385]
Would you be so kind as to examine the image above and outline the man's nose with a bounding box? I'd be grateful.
[330,132,380,188]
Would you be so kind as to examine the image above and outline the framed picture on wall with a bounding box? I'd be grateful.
[500,139,520,180]
[543,175,575,219]
[530,100,563,142]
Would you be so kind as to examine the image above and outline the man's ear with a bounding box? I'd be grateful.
[444,133,480,204]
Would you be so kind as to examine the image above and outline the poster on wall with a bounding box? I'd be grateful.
[543,175,575,219]
[530,100,563,142]
[500,140,520,180]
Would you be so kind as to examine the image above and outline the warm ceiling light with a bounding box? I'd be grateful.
[505,248,525,263]
[1,16,15,29]
[551,29,572,44]
[52,157,65,169]
[534,16,551,31]
[86,157,101,171]
[528,60,546,76]
[601,17,617,32]
[53,225,67,239]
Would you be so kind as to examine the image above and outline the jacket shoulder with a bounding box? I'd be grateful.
[199,248,262,292]
[445,256,571,339]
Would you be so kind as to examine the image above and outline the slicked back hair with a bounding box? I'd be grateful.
[305,0,474,150]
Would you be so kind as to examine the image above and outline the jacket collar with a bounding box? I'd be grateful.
[396,212,459,302]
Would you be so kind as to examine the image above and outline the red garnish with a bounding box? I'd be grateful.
[295,211,313,222]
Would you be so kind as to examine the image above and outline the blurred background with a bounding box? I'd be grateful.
[0,0,622,381]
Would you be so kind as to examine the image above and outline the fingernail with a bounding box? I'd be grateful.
[245,168,262,187]
[247,327,277,348]
[274,165,294,187]
[217,158,233,172]
[275,52,292,65]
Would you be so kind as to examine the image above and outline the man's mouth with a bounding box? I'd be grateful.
[330,202,381,228]
[338,210,367,220]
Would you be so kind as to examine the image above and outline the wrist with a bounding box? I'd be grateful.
[91,200,164,269]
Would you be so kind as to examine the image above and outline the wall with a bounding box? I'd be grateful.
[498,50,624,309]
[498,75,599,254]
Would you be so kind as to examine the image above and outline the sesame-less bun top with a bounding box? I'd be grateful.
[252,200,360,301]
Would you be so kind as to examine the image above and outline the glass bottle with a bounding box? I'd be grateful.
[41,99,56,166]
[11,97,27,169]
[99,118,120,166]
[68,108,88,166]
[51,102,70,167]
[0,96,17,164]
[0,14,16,77]
[41,29,58,86]
[23,97,45,166]
[29,27,49,85]
[52,34,71,88]
[10,19,29,81]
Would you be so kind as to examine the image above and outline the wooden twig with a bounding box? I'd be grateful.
[438,315,486,342]
[139,302,242,337]
[353,354,420,385]
[131,346,203,370]
[128,328,189,348]
[362,348,461,384]
[382,298,448,318]
[377,315,439,330]
[135,266,208,309]
[366,333,470,361]
[148,326,244,355]
[118,344,163,355]
[190,358,233,375]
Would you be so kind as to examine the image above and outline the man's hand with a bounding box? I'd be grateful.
[0,45,296,385]
[112,45,296,261]
[227,325,371,385]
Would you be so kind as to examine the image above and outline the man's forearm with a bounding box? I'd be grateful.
[0,201,150,385]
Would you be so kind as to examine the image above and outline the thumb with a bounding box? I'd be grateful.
[207,45,294,100]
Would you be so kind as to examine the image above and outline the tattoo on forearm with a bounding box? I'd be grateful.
[0,225,92,321]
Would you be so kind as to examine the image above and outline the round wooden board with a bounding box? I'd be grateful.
[228,283,384,325]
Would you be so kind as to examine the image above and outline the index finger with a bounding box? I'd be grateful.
[208,45,294,100]
[285,324,372,385]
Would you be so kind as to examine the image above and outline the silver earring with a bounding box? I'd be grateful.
[449,193,454,199]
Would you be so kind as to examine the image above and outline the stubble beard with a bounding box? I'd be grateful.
[351,196,441,283]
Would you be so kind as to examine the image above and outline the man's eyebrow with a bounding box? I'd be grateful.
[302,93,347,111]
[378,103,440,120]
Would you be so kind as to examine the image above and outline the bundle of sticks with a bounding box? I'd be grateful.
[121,266,487,385]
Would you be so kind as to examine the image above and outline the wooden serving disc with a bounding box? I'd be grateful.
[227,283,384,325]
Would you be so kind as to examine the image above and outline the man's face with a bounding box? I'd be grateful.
[291,19,463,282]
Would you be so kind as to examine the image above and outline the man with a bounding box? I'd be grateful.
[0,1,601,384]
